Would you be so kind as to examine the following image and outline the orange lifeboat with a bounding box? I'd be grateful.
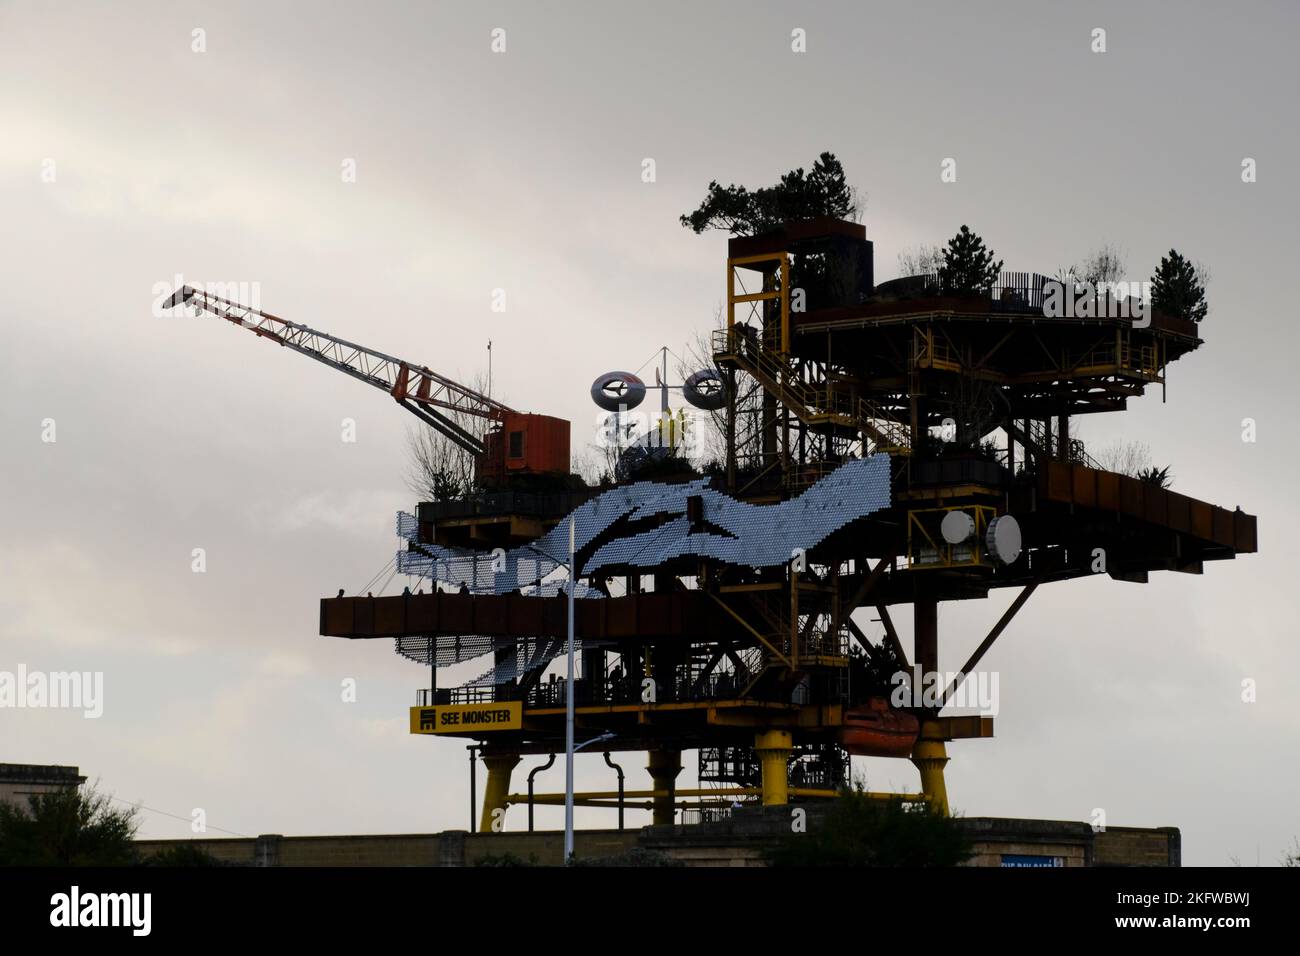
[839,698,920,758]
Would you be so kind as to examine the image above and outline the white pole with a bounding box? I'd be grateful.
[564,513,576,861]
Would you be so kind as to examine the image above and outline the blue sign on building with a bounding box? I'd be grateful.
[1000,854,1065,867]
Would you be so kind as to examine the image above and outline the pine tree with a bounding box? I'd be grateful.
[680,151,858,236]
[681,153,864,311]
[1149,249,1207,323]
[938,225,1003,295]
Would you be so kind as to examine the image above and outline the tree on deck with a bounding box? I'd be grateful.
[679,151,860,236]
[938,225,1003,296]
[679,153,865,479]
[1149,249,1208,323]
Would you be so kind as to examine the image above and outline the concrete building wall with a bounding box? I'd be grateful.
[272,833,444,867]
[0,764,85,811]
[134,829,642,867]
[134,834,443,867]
[958,817,1093,867]
[134,837,259,866]
[133,816,1180,867]
[465,829,640,866]
[1094,826,1181,867]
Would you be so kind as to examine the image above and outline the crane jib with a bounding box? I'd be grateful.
[178,284,517,423]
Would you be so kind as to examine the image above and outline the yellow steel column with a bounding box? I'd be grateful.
[478,753,521,832]
[911,720,950,816]
[779,251,790,353]
[755,729,793,806]
[727,260,735,329]
[646,750,682,825]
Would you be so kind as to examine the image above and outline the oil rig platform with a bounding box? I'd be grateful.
[172,215,1258,833]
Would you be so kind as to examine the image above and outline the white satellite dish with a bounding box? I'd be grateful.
[940,510,975,545]
[985,515,1022,565]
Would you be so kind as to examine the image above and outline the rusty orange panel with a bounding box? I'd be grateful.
[1165,493,1190,534]
[372,596,406,635]
[1119,475,1145,518]
[501,412,570,475]
[321,598,357,636]
[1189,500,1212,541]
[1234,511,1257,553]
[1072,464,1097,507]
[1146,487,1168,527]
[353,598,374,635]
[639,594,672,634]
[473,596,508,633]
[1045,461,1071,501]
[606,595,637,637]
[575,598,601,638]
[407,593,437,632]
[508,593,543,633]
[440,594,473,632]
[671,593,689,632]
[1096,470,1120,511]
[1211,508,1235,547]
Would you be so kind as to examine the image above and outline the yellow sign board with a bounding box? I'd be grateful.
[410,702,523,735]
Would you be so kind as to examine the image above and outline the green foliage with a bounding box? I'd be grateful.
[0,784,140,866]
[938,225,1003,296]
[681,152,865,311]
[975,438,1002,462]
[911,431,947,460]
[472,851,538,867]
[766,788,972,867]
[1149,249,1207,323]
[910,431,1000,464]
[848,637,906,700]
[1136,465,1172,488]
[679,151,857,236]
[618,447,700,483]
[429,469,465,500]
[141,843,227,866]
[568,847,683,867]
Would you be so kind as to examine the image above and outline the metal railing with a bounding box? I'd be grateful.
[880,272,1050,311]
[713,326,912,455]
[522,670,757,709]
[1022,419,1102,471]
[443,685,518,705]
[879,271,1155,321]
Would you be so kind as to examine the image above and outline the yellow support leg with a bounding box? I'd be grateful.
[911,721,950,816]
[755,729,793,806]
[646,750,682,825]
[479,753,521,832]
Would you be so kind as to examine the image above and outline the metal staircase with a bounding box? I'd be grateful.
[713,327,911,455]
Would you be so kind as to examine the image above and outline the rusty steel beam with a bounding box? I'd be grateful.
[941,582,1040,708]
[841,556,894,616]
[873,603,910,670]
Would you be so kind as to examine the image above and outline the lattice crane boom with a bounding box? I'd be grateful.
[167,285,513,455]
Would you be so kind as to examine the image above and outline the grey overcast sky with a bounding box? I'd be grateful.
[2,0,1297,864]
